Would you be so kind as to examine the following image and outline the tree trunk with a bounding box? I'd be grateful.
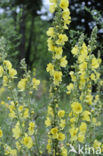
[26,15,34,68]
[19,5,26,60]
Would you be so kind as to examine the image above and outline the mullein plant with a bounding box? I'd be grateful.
[45,0,71,155]
[0,39,40,156]
[67,27,103,154]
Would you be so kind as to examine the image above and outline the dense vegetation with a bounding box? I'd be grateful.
[0,0,103,156]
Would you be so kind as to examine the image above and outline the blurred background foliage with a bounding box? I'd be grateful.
[0,0,103,79]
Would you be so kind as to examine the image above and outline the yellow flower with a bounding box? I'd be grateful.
[3,76,8,86]
[0,66,4,77]
[47,38,55,51]
[49,3,57,13]
[45,117,51,127]
[71,45,78,55]
[51,127,58,135]
[67,83,74,94]
[10,149,17,156]
[47,27,55,37]
[79,62,87,72]
[23,108,29,119]
[58,110,65,118]
[60,56,68,67]
[32,78,40,89]
[23,135,33,149]
[61,147,67,156]
[58,133,65,141]
[69,127,78,141]
[4,144,11,155]
[71,102,82,114]
[0,128,3,137]
[90,73,96,81]
[80,42,88,55]
[78,133,85,143]
[70,117,76,123]
[59,119,65,129]
[60,0,69,10]
[28,122,35,135]
[54,47,63,59]
[93,140,101,150]
[18,105,24,112]
[53,71,62,85]
[9,68,17,78]
[69,71,76,82]
[62,9,70,20]
[17,78,27,91]
[49,0,57,2]
[79,122,87,133]
[16,142,21,151]
[85,94,93,105]
[51,127,58,139]
[3,60,12,70]
[82,111,91,121]
[46,63,54,75]
[9,110,16,118]
[91,57,100,69]
[56,34,68,45]
[47,143,51,153]
[12,122,21,139]
[48,106,54,116]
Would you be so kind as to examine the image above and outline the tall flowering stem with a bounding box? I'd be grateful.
[67,27,102,152]
[45,0,71,155]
